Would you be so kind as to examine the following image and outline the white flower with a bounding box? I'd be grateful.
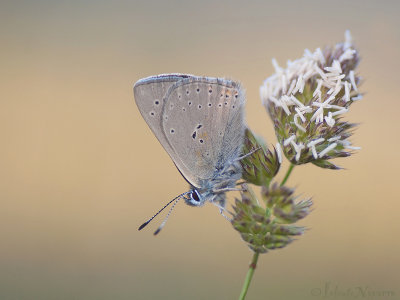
[260,31,362,168]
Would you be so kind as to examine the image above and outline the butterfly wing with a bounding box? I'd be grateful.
[133,74,194,162]
[161,76,245,188]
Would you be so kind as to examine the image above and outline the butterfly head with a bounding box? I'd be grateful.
[185,189,210,206]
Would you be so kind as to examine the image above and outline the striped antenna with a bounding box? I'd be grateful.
[138,191,189,232]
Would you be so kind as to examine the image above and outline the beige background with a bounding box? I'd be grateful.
[1,1,399,299]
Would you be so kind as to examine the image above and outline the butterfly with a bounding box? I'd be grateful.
[134,74,246,234]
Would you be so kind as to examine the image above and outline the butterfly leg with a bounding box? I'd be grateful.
[235,180,246,186]
[212,194,232,222]
[219,207,232,222]
[235,147,262,162]
[215,203,232,222]
[213,187,245,193]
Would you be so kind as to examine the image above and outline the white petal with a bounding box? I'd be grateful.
[318,143,338,158]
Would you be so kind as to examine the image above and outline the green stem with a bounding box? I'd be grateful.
[280,163,295,186]
[239,252,259,300]
[238,164,296,300]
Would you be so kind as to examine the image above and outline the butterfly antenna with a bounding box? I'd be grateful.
[138,192,188,231]
[153,195,182,235]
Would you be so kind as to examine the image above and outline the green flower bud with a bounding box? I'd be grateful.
[232,184,312,253]
[240,128,281,186]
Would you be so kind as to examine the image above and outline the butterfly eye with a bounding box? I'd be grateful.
[191,190,201,202]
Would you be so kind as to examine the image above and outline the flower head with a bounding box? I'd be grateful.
[260,31,361,169]
[232,184,312,253]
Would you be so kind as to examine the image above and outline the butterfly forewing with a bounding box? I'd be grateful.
[133,74,193,161]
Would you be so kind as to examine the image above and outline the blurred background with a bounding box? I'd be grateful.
[1,0,399,299]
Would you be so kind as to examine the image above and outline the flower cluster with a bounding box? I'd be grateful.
[260,31,361,169]
[231,32,363,299]
[232,184,312,253]
[233,32,362,255]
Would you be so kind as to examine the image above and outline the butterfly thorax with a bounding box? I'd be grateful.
[184,159,241,207]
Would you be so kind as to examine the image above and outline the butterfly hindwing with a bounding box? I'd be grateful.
[161,76,245,187]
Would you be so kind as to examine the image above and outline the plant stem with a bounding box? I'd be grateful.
[238,252,259,300]
[238,163,296,300]
[280,163,295,186]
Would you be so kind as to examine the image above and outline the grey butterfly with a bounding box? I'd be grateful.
[134,74,246,233]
